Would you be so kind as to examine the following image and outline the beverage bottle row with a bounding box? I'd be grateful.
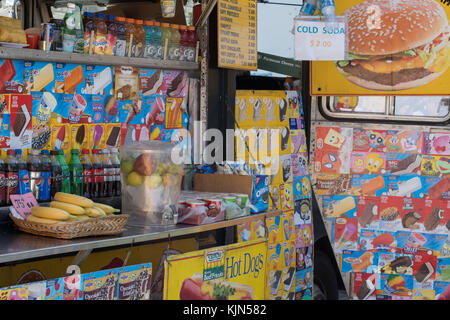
[0,148,120,206]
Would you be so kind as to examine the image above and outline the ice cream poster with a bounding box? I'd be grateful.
[310,0,450,96]
[163,239,267,300]
[24,61,55,93]
[9,94,32,149]
[84,65,113,95]
[376,274,413,297]
[54,63,85,94]
[0,59,25,94]
[341,250,379,273]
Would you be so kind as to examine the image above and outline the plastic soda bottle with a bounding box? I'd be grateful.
[143,20,154,58]
[179,25,189,61]
[187,26,197,62]
[73,4,84,54]
[83,12,95,54]
[114,17,127,57]
[110,148,121,196]
[102,149,113,197]
[125,18,136,57]
[105,15,117,56]
[50,150,62,199]
[69,149,83,196]
[5,150,17,204]
[57,150,71,193]
[80,148,93,198]
[28,149,41,200]
[133,19,146,57]
[168,24,181,60]
[152,21,163,59]
[16,150,31,196]
[92,149,104,198]
[39,150,52,202]
[0,154,6,206]
[93,13,108,55]
[160,22,171,60]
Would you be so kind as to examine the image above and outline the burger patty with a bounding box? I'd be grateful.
[340,64,433,86]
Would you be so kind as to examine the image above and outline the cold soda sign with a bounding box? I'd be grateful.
[294,17,346,61]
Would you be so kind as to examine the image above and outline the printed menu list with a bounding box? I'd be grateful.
[218,0,257,70]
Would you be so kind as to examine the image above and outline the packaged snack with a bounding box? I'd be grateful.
[250,175,269,214]
[9,94,32,149]
[413,252,437,285]
[341,250,379,273]
[45,278,63,300]
[165,97,184,129]
[144,95,165,126]
[294,198,312,226]
[89,124,106,149]
[104,123,121,148]
[423,132,450,156]
[350,152,386,175]
[386,130,423,153]
[333,217,358,253]
[84,65,113,95]
[293,175,311,200]
[139,68,164,96]
[114,66,139,100]
[357,196,380,229]
[322,195,357,218]
[102,95,119,123]
[352,129,387,153]
[0,59,25,94]
[70,124,89,150]
[54,63,85,94]
[421,155,450,177]
[24,61,55,92]
[117,263,152,300]
[378,252,414,275]
[315,126,352,152]
[386,153,422,175]
[51,124,70,150]
[376,273,413,297]
[63,273,84,300]
[353,273,377,300]
[295,223,313,248]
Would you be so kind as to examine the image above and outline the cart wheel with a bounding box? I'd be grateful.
[313,249,339,300]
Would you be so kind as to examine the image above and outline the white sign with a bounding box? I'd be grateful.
[294,17,346,61]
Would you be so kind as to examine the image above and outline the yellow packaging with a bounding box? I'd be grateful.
[164,239,267,300]
[269,184,282,210]
[266,214,282,244]
[281,183,294,211]
[51,124,70,151]
[104,123,121,148]
[70,124,89,150]
[237,219,266,243]
[89,123,106,149]
[235,92,267,129]
[265,241,296,299]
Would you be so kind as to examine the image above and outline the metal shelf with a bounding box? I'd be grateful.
[0,209,281,265]
[0,47,199,70]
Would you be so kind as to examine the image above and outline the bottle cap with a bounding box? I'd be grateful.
[153,21,161,26]
[15,149,22,155]
[41,150,49,155]
[95,13,105,19]
[144,20,154,26]
[161,22,170,27]
[136,19,144,24]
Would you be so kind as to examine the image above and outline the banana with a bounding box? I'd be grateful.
[26,214,61,224]
[76,215,91,221]
[54,192,94,208]
[50,201,87,215]
[93,206,107,216]
[86,207,106,218]
[31,206,70,221]
[93,203,120,215]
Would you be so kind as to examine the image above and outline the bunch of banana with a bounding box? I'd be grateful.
[26,192,120,224]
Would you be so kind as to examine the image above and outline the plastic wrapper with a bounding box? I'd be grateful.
[120,141,183,225]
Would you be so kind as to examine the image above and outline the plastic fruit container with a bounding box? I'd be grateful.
[120,141,183,225]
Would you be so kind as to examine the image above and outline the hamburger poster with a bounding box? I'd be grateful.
[163,239,267,300]
[310,0,450,95]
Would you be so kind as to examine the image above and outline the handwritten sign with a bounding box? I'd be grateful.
[294,17,346,61]
[10,192,38,219]
[218,0,257,70]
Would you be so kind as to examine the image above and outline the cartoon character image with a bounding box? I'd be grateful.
[302,225,312,246]
[436,157,450,175]
[282,184,293,209]
[352,157,365,173]
[430,134,450,154]
[367,130,385,150]
[321,152,341,172]
[324,128,345,149]
[301,176,311,197]
[298,154,308,173]
[401,131,421,152]
[366,153,384,174]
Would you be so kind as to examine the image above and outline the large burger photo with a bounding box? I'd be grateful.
[336,0,450,91]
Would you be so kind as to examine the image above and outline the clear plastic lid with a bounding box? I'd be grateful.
[120,140,176,154]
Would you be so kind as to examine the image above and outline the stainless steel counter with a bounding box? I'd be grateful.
[0,210,281,264]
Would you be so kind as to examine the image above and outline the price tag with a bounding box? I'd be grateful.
[294,17,346,61]
[10,192,38,219]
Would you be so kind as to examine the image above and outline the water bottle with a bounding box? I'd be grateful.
[319,0,336,19]
[300,0,317,16]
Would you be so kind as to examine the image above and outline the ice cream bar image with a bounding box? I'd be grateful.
[428,177,450,200]
[337,222,357,248]
[253,98,263,122]
[279,98,287,121]
[388,256,412,273]
[424,206,444,231]
[237,98,249,123]
[362,176,385,195]
[390,176,421,197]
[351,252,374,272]
[282,267,295,291]
[391,154,421,175]
[327,196,356,217]
[55,126,65,149]
[0,60,16,92]
[92,125,103,148]
[139,126,149,141]
[33,63,54,91]
[415,262,434,283]
[13,104,31,138]
[356,279,375,300]
[269,270,282,295]
[372,232,394,248]
[75,124,85,146]
[359,202,378,227]
[92,67,112,95]
[142,69,163,96]
[64,65,84,93]
[106,126,120,147]
[266,99,276,122]
[402,211,422,229]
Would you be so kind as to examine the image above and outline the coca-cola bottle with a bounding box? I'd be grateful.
[110,148,121,196]
[0,155,6,206]
[91,149,104,198]
[80,149,93,198]
[102,149,113,197]
[5,150,17,204]
[50,150,62,199]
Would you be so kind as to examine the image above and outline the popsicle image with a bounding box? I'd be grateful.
[325,196,356,217]
[389,176,421,197]
[337,222,357,248]
[55,126,65,150]
[362,175,385,195]
[165,98,182,129]
[147,96,164,125]
[32,63,54,91]
[237,98,249,123]
[0,60,16,92]
[92,67,112,95]
[64,65,84,93]
[139,126,149,141]
[92,125,103,148]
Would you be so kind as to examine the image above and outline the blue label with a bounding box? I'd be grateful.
[39,171,52,201]
[301,2,317,15]
[18,170,31,195]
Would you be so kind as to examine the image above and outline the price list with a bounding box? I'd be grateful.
[218,0,257,70]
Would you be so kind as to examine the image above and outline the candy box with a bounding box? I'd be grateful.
[117,263,152,300]
[24,61,55,92]
[352,128,386,153]
[54,63,85,94]
[0,59,25,94]
[385,153,422,175]
[83,269,119,300]
[353,273,377,300]
[423,132,450,156]
[385,130,423,153]
[84,65,113,95]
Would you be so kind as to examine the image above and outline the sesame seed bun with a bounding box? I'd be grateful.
[346,0,449,55]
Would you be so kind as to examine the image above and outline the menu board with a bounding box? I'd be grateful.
[218,0,257,70]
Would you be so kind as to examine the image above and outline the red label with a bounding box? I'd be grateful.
[94,168,104,183]
[83,169,93,183]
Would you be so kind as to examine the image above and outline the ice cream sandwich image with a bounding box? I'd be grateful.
[391,154,421,175]
[380,256,412,274]
[415,262,434,283]
[32,63,54,91]
[13,104,31,138]
[142,69,163,96]
[92,67,112,95]
[388,176,422,197]
[356,279,375,300]
[424,206,444,231]
[253,98,263,122]
[282,267,295,291]
[402,211,422,229]
[325,196,356,218]
[269,270,282,295]
[359,202,378,227]
[106,126,121,147]
[380,207,399,221]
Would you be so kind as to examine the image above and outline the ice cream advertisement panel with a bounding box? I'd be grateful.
[310,0,450,95]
